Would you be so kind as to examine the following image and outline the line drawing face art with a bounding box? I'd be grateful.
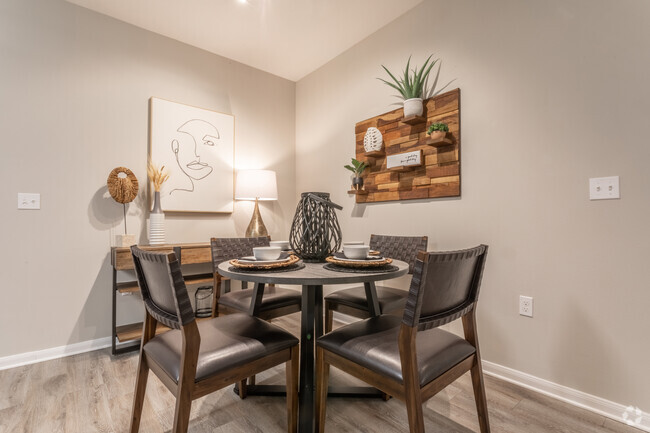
[149,98,234,213]
[170,119,220,194]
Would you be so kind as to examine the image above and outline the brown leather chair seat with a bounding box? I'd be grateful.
[218,286,302,314]
[317,315,475,386]
[316,246,490,433]
[129,247,299,433]
[144,313,299,383]
[324,286,406,314]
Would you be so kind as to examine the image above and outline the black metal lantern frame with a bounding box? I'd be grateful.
[289,192,342,262]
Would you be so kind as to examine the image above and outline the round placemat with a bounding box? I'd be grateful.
[323,263,399,274]
[228,262,305,274]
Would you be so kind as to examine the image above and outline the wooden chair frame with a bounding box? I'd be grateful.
[316,247,490,433]
[324,234,428,333]
[210,236,302,320]
[129,249,299,433]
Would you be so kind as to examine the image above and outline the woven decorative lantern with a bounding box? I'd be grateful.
[289,192,343,262]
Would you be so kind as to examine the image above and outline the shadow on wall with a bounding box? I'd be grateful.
[88,185,146,244]
[67,253,114,346]
[350,195,461,218]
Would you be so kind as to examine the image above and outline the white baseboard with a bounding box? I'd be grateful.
[0,337,112,371]
[334,315,649,431]
[482,360,650,432]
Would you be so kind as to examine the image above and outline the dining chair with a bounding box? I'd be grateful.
[324,234,428,333]
[210,236,302,320]
[316,245,490,433]
[129,246,299,433]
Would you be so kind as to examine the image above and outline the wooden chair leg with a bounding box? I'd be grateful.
[173,323,199,433]
[171,373,194,433]
[129,355,149,433]
[463,312,490,433]
[325,305,334,334]
[470,360,490,433]
[315,347,330,433]
[238,379,248,399]
[404,389,425,433]
[286,345,299,433]
[400,325,425,433]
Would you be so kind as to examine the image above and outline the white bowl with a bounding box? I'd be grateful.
[270,240,290,250]
[253,246,282,261]
[343,241,364,246]
[343,245,370,260]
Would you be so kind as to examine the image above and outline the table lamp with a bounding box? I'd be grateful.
[235,169,278,238]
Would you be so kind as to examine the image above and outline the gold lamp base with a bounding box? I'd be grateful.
[245,198,269,238]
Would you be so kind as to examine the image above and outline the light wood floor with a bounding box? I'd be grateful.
[0,313,642,433]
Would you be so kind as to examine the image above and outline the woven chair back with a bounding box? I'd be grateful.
[131,246,195,329]
[209,236,270,272]
[369,234,428,274]
[402,245,488,330]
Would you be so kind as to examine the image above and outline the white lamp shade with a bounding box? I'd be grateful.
[235,169,278,201]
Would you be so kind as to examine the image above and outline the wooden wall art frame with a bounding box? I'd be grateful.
[352,88,460,203]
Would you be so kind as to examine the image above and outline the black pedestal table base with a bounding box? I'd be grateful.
[217,259,409,433]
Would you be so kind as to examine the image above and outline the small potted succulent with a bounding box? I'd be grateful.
[344,158,368,191]
[427,122,449,141]
[378,55,437,118]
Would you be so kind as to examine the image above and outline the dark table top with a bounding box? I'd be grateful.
[217,259,409,286]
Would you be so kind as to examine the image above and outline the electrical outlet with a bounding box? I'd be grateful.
[519,295,533,317]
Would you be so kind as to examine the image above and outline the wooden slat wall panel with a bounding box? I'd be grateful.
[354,88,461,203]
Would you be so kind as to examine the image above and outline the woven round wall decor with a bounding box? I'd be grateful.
[107,167,139,204]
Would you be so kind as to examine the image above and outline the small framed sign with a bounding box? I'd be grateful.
[386,150,423,170]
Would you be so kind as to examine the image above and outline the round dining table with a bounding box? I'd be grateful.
[218,258,409,433]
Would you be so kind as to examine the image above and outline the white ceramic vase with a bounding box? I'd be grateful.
[148,191,165,245]
[403,97,423,117]
[363,127,383,153]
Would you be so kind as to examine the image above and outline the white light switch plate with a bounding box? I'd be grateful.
[589,176,620,200]
[18,193,40,209]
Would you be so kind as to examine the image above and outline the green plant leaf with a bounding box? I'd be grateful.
[379,55,443,100]
[377,78,405,98]
[403,56,412,96]
[379,66,407,98]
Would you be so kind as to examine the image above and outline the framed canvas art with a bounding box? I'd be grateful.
[149,98,234,213]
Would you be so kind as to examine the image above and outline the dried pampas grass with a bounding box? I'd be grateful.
[147,161,169,192]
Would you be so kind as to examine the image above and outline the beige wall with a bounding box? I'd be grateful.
[3,0,649,415]
[0,0,295,356]
[296,0,650,411]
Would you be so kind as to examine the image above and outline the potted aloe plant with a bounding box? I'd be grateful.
[427,122,449,141]
[344,158,368,191]
[378,55,437,118]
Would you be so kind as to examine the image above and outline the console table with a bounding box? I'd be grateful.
[110,243,213,355]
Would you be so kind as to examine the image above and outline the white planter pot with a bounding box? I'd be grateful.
[403,98,423,117]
